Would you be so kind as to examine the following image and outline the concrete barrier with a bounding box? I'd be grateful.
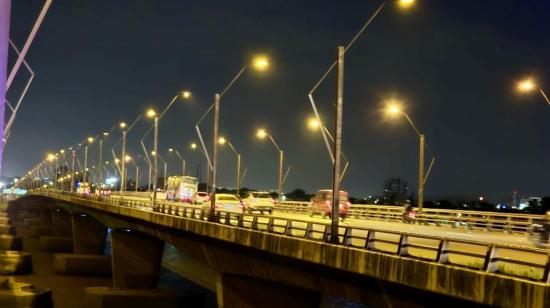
[0,217,10,225]
[22,218,44,227]
[0,279,52,307]
[0,235,23,251]
[0,252,32,275]
[54,254,111,276]
[84,287,189,308]
[39,237,73,253]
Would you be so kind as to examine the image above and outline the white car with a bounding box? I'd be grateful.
[203,194,244,213]
[241,191,274,214]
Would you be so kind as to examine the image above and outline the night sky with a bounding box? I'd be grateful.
[5,0,550,201]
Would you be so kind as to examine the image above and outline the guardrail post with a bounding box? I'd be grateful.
[237,214,244,228]
[252,216,258,230]
[305,223,313,239]
[485,216,492,232]
[343,227,352,246]
[323,225,331,242]
[224,213,231,225]
[397,234,409,256]
[267,217,274,233]
[483,245,499,273]
[365,230,375,250]
[285,220,292,236]
[436,239,449,263]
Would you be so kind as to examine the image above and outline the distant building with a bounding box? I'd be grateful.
[518,197,541,210]
[383,177,409,204]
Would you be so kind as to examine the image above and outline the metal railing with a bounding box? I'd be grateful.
[26,190,550,283]
[275,201,544,234]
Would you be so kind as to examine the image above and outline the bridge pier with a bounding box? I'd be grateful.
[216,274,321,308]
[54,213,111,275]
[110,229,164,289]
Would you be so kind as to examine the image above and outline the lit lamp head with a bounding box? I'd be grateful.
[119,122,127,129]
[385,99,403,118]
[307,117,321,131]
[256,129,268,139]
[114,158,120,164]
[517,78,536,93]
[146,109,157,118]
[151,151,156,156]
[102,132,109,136]
[87,137,94,144]
[46,153,56,162]
[252,55,270,71]
[59,149,65,154]
[124,155,132,162]
[218,137,227,145]
[398,0,415,9]
[180,90,192,99]
[190,143,198,150]
[168,148,174,152]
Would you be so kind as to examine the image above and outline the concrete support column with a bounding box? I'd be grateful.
[111,229,164,289]
[51,209,72,237]
[216,274,321,308]
[72,214,107,254]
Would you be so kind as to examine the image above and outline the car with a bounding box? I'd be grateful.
[193,191,210,205]
[240,191,275,214]
[310,190,351,219]
[203,193,245,213]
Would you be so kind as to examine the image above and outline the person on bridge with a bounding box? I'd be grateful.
[402,200,415,224]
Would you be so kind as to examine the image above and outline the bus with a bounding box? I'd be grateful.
[165,176,198,203]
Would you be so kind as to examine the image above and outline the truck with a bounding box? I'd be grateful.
[164,176,198,203]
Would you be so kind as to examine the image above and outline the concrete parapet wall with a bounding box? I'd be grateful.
[54,254,111,276]
[0,235,23,251]
[0,251,33,274]
[0,224,15,235]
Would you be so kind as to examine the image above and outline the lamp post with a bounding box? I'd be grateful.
[256,129,285,199]
[168,148,186,176]
[195,55,269,221]
[119,122,127,194]
[146,109,159,210]
[385,102,436,212]
[218,136,241,195]
[190,142,210,193]
[84,137,94,184]
[98,132,108,189]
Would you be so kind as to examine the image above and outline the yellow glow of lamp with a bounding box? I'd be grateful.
[181,91,192,99]
[307,117,321,131]
[398,0,415,9]
[256,129,268,139]
[252,56,270,71]
[218,137,227,145]
[124,155,132,162]
[146,109,157,118]
[119,122,127,129]
[190,143,198,150]
[517,78,536,93]
[87,137,94,143]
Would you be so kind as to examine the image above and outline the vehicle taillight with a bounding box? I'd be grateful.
[270,198,275,203]
[345,201,351,208]
[215,204,221,209]
[325,200,331,206]
[238,201,245,208]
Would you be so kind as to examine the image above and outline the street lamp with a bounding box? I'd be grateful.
[190,142,211,193]
[256,128,286,199]
[98,132,109,189]
[516,77,550,106]
[84,137,94,184]
[146,108,159,210]
[385,100,435,212]
[168,148,186,176]
[195,54,270,221]
[218,136,242,195]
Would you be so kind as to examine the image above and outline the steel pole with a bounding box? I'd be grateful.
[418,134,425,211]
[0,1,11,176]
[163,161,167,190]
[236,154,241,195]
[135,165,139,192]
[182,160,186,177]
[71,150,75,192]
[152,117,158,210]
[148,163,152,192]
[98,140,103,188]
[209,94,220,220]
[121,130,126,194]
[278,150,283,199]
[84,146,88,184]
[330,46,344,244]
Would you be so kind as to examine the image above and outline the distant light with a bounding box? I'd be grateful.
[103,132,109,136]
[87,137,94,143]
[168,148,174,152]
[218,137,227,145]
[479,196,484,202]
[190,143,198,150]
[181,91,192,99]
[124,155,132,162]
[119,122,127,129]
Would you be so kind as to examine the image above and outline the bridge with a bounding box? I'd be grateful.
[6,190,550,307]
